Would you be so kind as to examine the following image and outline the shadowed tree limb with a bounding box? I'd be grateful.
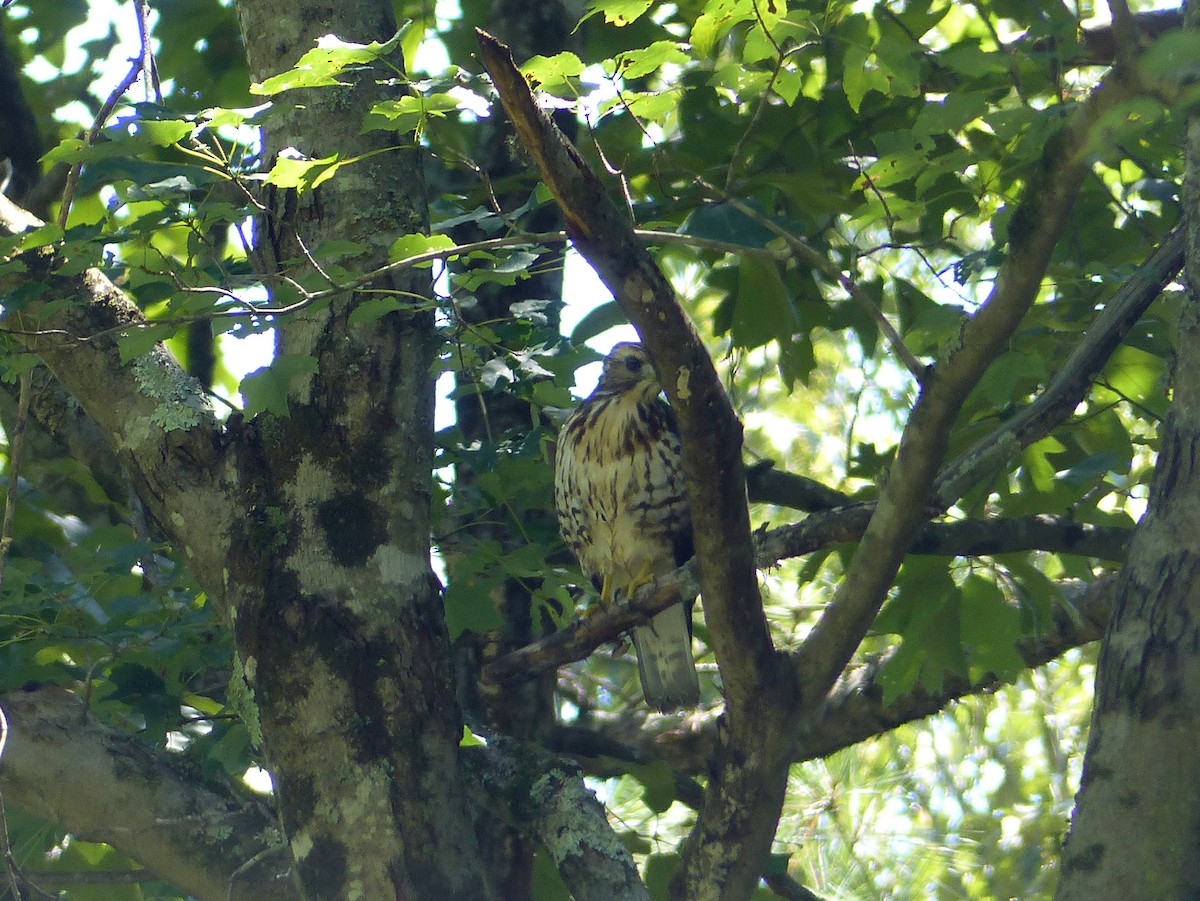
[464,736,651,901]
[0,195,232,607]
[746,462,851,511]
[485,511,1126,683]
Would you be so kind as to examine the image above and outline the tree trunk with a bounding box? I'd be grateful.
[224,0,494,896]
[1056,8,1200,895]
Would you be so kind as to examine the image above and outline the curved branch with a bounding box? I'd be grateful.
[746,462,850,512]
[0,687,292,901]
[802,575,1116,762]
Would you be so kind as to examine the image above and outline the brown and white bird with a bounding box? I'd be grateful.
[553,342,700,711]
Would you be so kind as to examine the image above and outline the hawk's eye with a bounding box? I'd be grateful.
[624,356,643,373]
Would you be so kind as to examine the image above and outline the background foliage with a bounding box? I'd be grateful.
[0,0,1182,896]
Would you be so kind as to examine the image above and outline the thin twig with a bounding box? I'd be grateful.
[0,370,32,598]
[57,6,154,228]
[693,176,927,381]
[135,0,162,102]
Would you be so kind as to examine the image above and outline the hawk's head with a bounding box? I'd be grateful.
[595,342,661,398]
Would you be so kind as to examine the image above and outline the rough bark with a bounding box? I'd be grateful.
[1055,9,1200,894]
[223,0,491,897]
[443,3,578,895]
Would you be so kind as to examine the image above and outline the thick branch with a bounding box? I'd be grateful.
[0,196,232,607]
[572,576,1115,774]
[475,28,780,715]
[0,687,293,901]
[793,66,1142,708]
[551,725,707,810]
[1077,9,1181,66]
[0,21,44,203]
[803,575,1116,761]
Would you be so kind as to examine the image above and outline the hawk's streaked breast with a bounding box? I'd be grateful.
[553,343,699,710]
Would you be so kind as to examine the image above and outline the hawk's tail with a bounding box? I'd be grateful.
[632,603,699,712]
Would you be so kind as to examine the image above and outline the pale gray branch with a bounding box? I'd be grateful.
[0,687,293,901]
[464,737,650,901]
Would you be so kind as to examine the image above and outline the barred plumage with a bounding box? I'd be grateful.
[554,343,699,711]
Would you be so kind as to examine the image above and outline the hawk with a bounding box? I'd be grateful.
[554,342,700,711]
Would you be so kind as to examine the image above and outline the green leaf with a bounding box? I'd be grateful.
[442,574,505,640]
[629,759,677,813]
[731,255,796,349]
[263,152,343,193]
[389,232,458,264]
[600,89,681,123]
[521,52,585,92]
[1139,29,1200,85]
[251,29,407,95]
[531,849,573,901]
[580,0,655,27]
[691,0,757,59]
[974,351,1048,406]
[960,575,1024,681]
[1020,436,1066,494]
[644,854,682,901]
[1101,344,1166,410]
[137,118,195,146]
[570,301,626,343]
[348,297,406,325]
[239,354,320,418]
[362,92,463,135]
[117,324,177,363]
[610,41,689,79]
[842,40,874,114]
[682,202,777,248]
[460,725,487,747]
[200,104,272,128]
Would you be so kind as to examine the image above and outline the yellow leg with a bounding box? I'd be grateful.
[621,562,655,602]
